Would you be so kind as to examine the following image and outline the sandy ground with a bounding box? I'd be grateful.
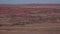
[0,23,60,34]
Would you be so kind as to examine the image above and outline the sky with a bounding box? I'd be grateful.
[0,0,60,4]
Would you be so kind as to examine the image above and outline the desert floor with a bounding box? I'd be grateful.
[0,4,60,34]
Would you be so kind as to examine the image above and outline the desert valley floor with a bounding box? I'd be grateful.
[0,4,60,34]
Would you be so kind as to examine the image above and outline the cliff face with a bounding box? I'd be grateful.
[0,4,60,26]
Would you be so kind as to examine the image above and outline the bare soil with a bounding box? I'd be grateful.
[0,4,60,34]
